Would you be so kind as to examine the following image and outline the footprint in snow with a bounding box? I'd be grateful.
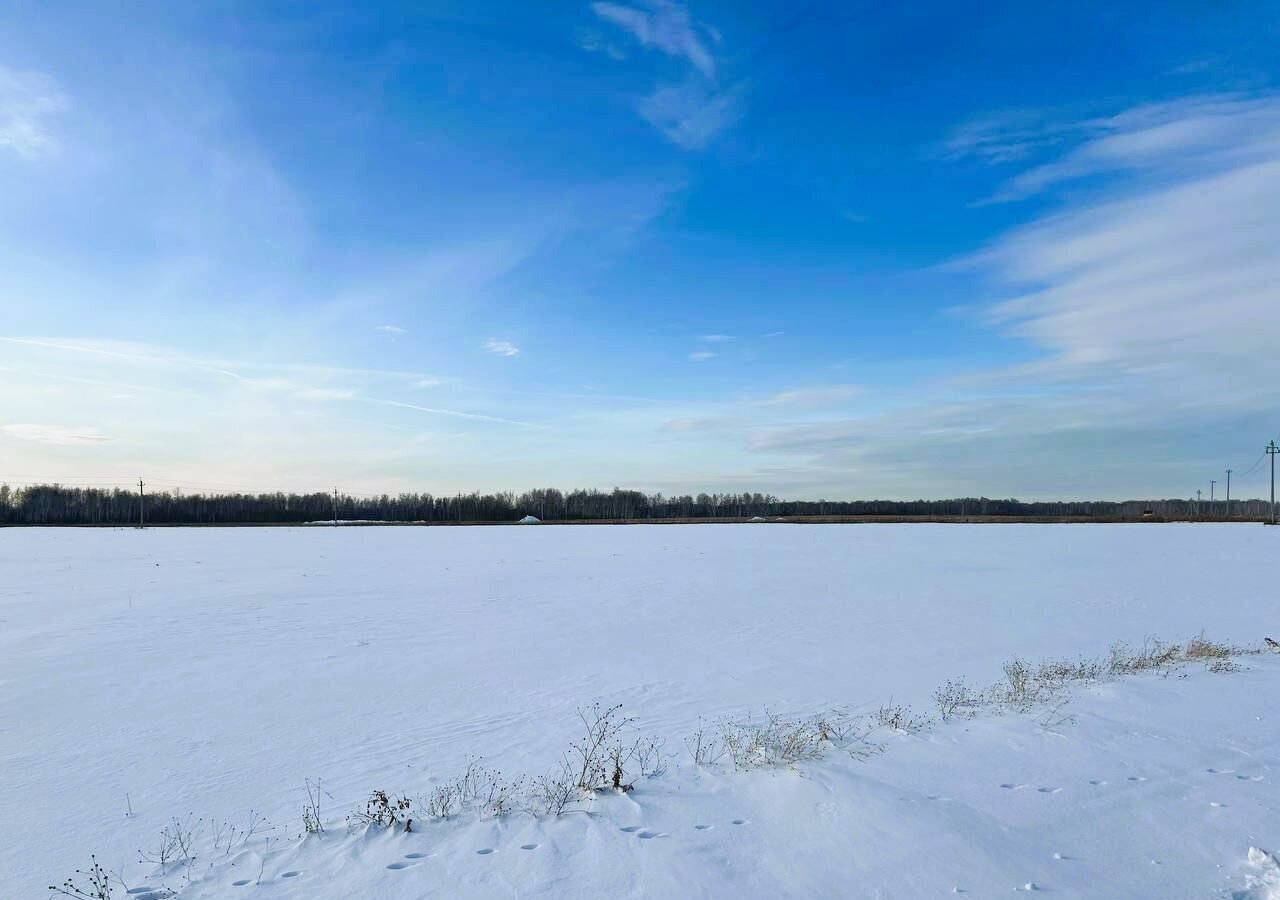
[731,819,748,826]
[280,871,300,878]
[520,843,539,851]
[404,852,428,859]
[637,830,665,839]
[619,826,643,833]
[1236,774,1265,782]
[1088,779,1107,786]
[1206,768,1235,775]
[475,848,495,855]
[1126,776,1147,782]
[1037,787,1062,794]
[999,783,1026,790]
[695,824,714,831]
[231,880,251,887]
[386,862,413,870]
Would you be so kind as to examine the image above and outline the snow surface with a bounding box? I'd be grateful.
[2,523,1277,898]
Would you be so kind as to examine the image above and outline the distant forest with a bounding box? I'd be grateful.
[0,483,1272,525]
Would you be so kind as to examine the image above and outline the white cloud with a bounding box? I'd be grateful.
[376,324,406,335]
[688,350,716,361]
[1,423,109,445]
[710,93,1280,498]
[414,378,443,388]
[639,81,742,150]
[588,1,740,150]
[0,63,67,160]
[754,385,862,409]
[698,333,734,342]
[483,339,520,357]
[948,94,1280,203]
[292,388,354,401]
[592,0,716,78]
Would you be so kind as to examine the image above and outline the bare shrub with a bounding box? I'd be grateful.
[302,778,329,835]
[934,678,985,721]
[563,702,659,793]
[528,760,582,817]
[1208,657,1242,674]
[569,703,633,791]
[874,702,929,734]
[685,719,727,766]
[352,791,413,832]
[475,768,525,818]
[49,856,112,899]
[139,815,202,868]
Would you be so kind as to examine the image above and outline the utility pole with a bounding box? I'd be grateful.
[332,487,339,526]
[138,478,145,528]
[1196,489,1202,518]
[1210,479,1216,516]
[1268,441,1279,525]
[1225,469,1232,519]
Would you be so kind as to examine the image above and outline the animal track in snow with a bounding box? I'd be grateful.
[1126,776,1147,782]
[637,830,664,839]
[280,871,300,878]
[1037,787,1062,794]
[231,880,250,887]
[475,848,495,855]
[1088,779,1107,786]
[731,819,748,825]
[694,824,713,830]
[386,862,413,870]
[405,852,428,859]
[520,843,539,850]
[619,825,643,833]
[999,783,1026,790]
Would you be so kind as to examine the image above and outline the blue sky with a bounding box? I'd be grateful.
[1,1,1278,500]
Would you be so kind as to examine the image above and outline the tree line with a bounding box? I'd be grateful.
[0,483,1272,525]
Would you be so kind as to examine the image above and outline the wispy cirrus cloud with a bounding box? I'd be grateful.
[591,0,716,77]
[753,385,862,409]
[483,339,520,357]
[947,94,1280,203]
[732,93,1280,497]
[589,1,741,150]
[1,423,110,445]
[376,324,406,335]
[0,63,67,160]
[687,350,716,361]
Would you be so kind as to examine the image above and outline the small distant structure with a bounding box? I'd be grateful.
[1142,508,1155,519]
[517,515,542,525]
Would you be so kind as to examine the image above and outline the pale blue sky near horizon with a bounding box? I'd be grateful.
[1,1,1278,500]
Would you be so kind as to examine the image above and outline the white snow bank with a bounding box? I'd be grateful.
[517,515,542,524]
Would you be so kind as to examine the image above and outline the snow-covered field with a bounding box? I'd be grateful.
[3,524,1277,898]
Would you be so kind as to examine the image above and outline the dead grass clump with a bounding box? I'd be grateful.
[874,703,930,734]
[934,678,986,721]
[352,791,413,832]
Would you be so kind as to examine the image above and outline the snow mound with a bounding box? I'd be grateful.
[517,515,542,524]
[1242,848,1280,900]
[749,516,768,522]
